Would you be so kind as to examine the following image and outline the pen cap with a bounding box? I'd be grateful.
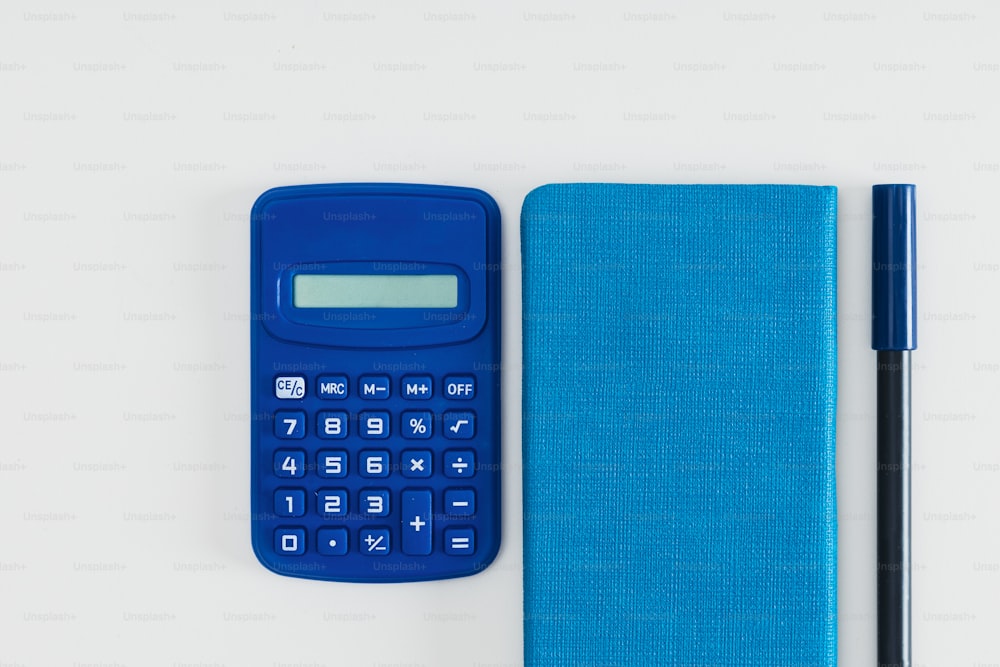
[872,184,917,350]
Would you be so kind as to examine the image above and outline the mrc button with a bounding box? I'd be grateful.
[443,375,476,400]
[316,374,348,399]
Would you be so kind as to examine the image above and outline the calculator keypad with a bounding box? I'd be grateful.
[263,372,482,561]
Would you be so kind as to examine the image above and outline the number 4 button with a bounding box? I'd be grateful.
[274,450,305,478]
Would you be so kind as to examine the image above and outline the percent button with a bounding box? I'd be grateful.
[401,411,433,440]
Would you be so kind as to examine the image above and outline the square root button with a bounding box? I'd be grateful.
[443,411,475,439]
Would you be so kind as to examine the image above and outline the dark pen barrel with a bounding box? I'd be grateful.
[877,349,911,667]
[872,184,916,667]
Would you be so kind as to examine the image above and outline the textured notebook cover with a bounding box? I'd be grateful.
[521,184,837,666]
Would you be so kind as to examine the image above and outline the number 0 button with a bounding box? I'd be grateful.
[274,527,305,556]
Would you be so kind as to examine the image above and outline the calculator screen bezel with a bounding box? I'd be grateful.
[253,186,492,349]
[277,261,472,330]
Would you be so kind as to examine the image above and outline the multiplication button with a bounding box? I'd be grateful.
[401,450,432,478]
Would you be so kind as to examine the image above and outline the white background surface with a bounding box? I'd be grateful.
[1,1,998,666]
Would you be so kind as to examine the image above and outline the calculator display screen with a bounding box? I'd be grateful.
[292,274,458,309]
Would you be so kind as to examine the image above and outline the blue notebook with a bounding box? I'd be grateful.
[521,184,837,666]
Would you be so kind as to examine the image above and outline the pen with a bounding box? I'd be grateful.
[872,184,917,667]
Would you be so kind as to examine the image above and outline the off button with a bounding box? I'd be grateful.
[443,375,476,400]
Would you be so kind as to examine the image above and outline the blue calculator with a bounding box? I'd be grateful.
[250,183,501,582]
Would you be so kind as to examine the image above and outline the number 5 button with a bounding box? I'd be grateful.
[274,410,306,439]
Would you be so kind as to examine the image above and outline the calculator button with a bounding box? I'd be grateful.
[359,527,391,555]
[401,375,433,400]
[316,411,348,439]
[317,488,348,517]
[316,374,349,399]
[358,375,391,400]
[444,527,476,555]
[442,411,476,439]
[359,489,390,517]
[274,527,305,556]
[400,450,433,478]
[443,450,476,478]
[359,411,390,439]
[273,450,306,478]
[443,375,476,400]
[444,488,476,516]
[401,411,433,439]
[274,488,306,517]
[274,410,306,439]
[359,450,390,478]
[316,450,348,478]
[274,376,306,400]
[401,490,433,556]
[316,527,348,556]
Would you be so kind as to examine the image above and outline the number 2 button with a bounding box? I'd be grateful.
[274,410,306,439]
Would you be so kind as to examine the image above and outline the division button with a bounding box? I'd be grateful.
[443,450,476,478]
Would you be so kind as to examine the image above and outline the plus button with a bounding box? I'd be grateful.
[401,490,433,556]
